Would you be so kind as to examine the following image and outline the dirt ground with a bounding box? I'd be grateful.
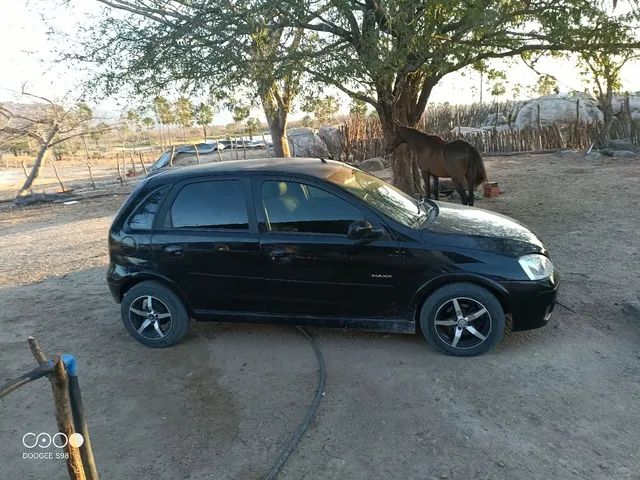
[1,151,639,480]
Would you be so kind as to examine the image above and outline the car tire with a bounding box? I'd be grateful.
[121,280,190,348]
[419,282,505,356]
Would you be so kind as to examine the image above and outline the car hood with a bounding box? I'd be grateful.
[423,202,545,256]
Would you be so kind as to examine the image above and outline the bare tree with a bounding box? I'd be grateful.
[0,91,111,202]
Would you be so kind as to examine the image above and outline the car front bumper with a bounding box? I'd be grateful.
[500,270,559,331]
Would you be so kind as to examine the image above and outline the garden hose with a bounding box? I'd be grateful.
[262,326,326,480]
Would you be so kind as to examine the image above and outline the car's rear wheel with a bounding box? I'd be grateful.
[419,283,505,356]
[121,281,190,348]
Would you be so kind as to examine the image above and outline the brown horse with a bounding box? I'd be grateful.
[386,124,487,206]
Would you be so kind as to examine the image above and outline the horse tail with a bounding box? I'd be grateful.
[469,145,487,187]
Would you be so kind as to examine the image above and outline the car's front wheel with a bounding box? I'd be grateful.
[419,283,505,356]
[121,280,191,348]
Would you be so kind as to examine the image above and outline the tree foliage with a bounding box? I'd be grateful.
[279,0,640,190]
[301,95,340,126]
[535,75,559,96]
[72,0,312,156]
[579,49,640,145]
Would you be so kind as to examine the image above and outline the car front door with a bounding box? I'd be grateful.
[254,176,402,319]
[152,176,263,314]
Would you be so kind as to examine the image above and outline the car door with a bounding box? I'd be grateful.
[254,176,402,318]
[152,176,263,313]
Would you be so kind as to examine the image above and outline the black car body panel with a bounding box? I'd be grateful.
[108,158,558,335]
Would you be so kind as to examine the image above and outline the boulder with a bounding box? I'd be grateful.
[359,157,386,172]
[611,150,637,158]
[609,138,639,152]
[483,112,508,126]
[584,151,603,161]
[451,127,485,136]
[612,94,640,120]
[556,149,580,159]
[318,125,344,158]
[514,93,603,129]
[287,128,330,158]
[480,124,512,133]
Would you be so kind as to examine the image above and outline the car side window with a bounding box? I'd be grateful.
[261,180,364,235]
[128,187,170,230]
[171,180,249,230]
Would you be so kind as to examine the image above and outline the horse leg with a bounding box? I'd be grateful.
[433,176,439,199]
[422,169,431,199]
[452,178,469,205]
[467,178,475,206]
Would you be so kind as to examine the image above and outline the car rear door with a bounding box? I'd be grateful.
[152,176,263,314]
[254,175,402,319]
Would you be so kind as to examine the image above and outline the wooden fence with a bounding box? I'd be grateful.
[339,114,640,163]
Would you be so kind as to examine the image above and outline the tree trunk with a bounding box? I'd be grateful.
[202,125,207,142]
[597,91,614,148]
[377,96,421,194]
[268,117,290,157]
[16,124,59,200]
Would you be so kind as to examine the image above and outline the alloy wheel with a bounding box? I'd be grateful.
[128,295,173,339]
[434,297,492,350]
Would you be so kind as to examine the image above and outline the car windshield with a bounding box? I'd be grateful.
[325,167,431,228]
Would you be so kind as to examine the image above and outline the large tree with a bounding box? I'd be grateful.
[72,0,310,157]
[280,0,640,191]
[0,93,111,202]
[579,50,640,147]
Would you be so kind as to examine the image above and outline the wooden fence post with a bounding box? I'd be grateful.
[116,155,124,185]
[138,152,148,175]
[51,161,66,192]
[129,152,136,175]
[215,140,223,162]
[192,145,200,164]
[169,145,176,167]
[85,161,96,189]
[27,339,87,480]
[536,104,543,150]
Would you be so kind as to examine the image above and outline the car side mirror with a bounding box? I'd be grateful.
[347,220,384,243]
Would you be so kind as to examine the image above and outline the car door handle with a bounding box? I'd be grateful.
[268,249,292,264]
[164,244,184,258]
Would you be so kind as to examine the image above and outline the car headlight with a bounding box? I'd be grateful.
[518,254,554,280]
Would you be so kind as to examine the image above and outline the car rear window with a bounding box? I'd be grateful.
[128,186,170,230]
[171,180,249,230]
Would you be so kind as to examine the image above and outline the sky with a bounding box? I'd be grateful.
[1,0,639,125]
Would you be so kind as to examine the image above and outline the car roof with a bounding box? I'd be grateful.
[146,157,352,185]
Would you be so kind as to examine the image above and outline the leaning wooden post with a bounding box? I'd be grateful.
[27,339,86,480]
[129,152,137,175]
[116,155,124,185]
[85,161,96,189]
[215,140,223,162]
[138,152,148,175]
[169,145,176,167]
[52,356,87,480]
[51,160,66,192]
[192,144,201,164]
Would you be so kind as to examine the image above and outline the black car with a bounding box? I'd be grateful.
[107,158,558,356]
